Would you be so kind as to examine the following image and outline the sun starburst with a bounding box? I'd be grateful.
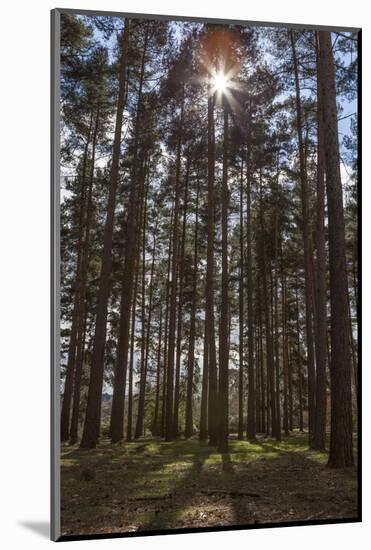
[212,71,230,94]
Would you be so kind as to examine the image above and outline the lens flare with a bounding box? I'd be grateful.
[212,71,229,93]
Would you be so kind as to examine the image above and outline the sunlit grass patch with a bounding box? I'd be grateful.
[305,450,328,465]
[61,458,79,467]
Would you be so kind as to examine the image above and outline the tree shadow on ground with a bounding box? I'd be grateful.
[219,437,358,527]
[132,436,356,531]
[60,438,215,535]
[60,434,358,536]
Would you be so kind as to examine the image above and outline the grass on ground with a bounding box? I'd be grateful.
[60,432,358,536]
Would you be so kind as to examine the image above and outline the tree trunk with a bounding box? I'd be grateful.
[296,280,304,432]
[165,84,185,441]
[137,193,147,437]
[69,106,100,444]
[81,21,130,448]
[255,326,261,433]
[152,304,163,435]
[126,162,147,442]
[258,280,266,434]
[288,337,294,432]
[110,26,149,443]
[160,204,174,437]
[61,111,94,442]
[69,313,88,444]
[273,165,282,441]
[135,223,157,438]
[185,178,200,438]
[126,272,138,442]
[312,31,328,450]
[206,85,218,447]
[238,157,244,440]
[246,134,255,440]
[174,159,190,436]
[347,289,357,396]
[259,171,277,438]
[273,267,281,440]
[290,30,316,447]
[217,104,229,454]
[281,269,289,436]
[318,31,353,467]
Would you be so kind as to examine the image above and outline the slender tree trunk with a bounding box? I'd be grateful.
[185,179,200,438]
[69,107,100,444]
[61,111,94,442]
[160,205,174,437]
[246,136,256,440]
[218,105,229,454]
[126,275,138,442]
[282,269,289,436]
[273,178,282,441]
[174,160,190,436]
[318,31,353,467]
[290,30,316,447]
[350,260,358,411]
[110,26,149,443]
[312,32,328,450]
[206,85,218,446]
[296,280,304,432]
[273,268,281,440]
[266,365,271,436]
[255,325,261,433]
[258,281,266,434]
[135,223,156,438]
[81,21,130,448]
[69,313,88,444]
[199,309,209,440]
[352,260,358,312]
[259,172,277,438]
[153,304,163,435]
[347,289,357,395]
[288,337,294,432]
[135,191,147,439]
[165,84,185,441]
[126,163,147,442]
[238,158,244,440]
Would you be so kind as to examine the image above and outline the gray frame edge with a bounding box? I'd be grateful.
[51,7,61,542]
[55,7,361,33]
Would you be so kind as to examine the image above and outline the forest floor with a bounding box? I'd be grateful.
[60,432,358,537]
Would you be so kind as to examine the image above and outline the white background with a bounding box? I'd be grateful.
[0,0,368,548]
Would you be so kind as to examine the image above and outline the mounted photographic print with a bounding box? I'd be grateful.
[51,8,361,541]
